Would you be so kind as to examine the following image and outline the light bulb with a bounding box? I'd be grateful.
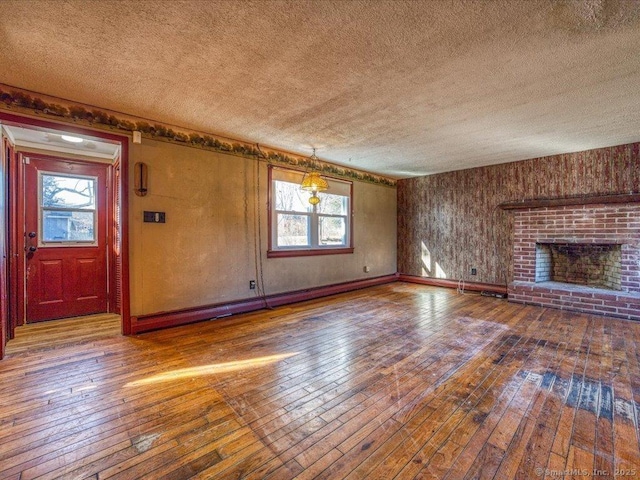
[61,135,84,143]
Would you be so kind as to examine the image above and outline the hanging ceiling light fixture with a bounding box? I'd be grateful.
[300,148,328,205]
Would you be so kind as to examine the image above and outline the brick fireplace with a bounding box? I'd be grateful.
[509,203,640,321]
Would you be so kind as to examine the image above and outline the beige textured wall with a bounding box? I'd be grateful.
[130,139,396,316]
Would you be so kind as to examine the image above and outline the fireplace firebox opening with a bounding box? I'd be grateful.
[535,242,622,291]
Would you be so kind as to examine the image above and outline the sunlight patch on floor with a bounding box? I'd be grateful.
[125,352,300,387]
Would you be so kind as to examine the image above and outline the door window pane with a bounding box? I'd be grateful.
[277,213,310,246]
[39,172,98,244]
[42,210,96,242]
[42,174,96,209]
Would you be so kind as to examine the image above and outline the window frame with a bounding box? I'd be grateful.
[268,165,354,258]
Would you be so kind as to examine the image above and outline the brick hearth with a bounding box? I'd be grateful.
[509,203,640,321]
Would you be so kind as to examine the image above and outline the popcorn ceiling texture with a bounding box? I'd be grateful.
[0,85,396,187]
[0,0,639,177]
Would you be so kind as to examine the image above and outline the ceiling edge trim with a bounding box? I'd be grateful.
[0,85,396,188]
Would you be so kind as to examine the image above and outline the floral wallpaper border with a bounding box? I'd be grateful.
[0,85,396,187]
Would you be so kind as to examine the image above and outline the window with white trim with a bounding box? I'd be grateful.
[39,172,98,245]
[269,167,353,256]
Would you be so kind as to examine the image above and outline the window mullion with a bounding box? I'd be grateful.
[275,209,309,216]
[42,206,97,213]
[311,207,318,248]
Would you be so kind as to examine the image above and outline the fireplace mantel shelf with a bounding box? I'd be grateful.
[499,193,640,210]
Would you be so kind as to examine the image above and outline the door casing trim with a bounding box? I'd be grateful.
[0,111,130,336]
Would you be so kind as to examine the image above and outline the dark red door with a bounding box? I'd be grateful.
[25,157,108,322]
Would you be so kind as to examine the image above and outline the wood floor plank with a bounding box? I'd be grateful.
[330,305,531,479]
[1,387,223,478]
[415,322,557,478]
[417,308,560,479]
[0,283,638,479]
[429,325,564,478]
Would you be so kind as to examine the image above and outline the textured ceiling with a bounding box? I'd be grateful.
[1,0,639,178]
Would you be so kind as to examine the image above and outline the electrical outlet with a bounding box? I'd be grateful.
[249,280,256,290]
[471,267,477,276]
[363,266,370,273]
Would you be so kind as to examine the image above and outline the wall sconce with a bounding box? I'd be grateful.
[134,162,148,196]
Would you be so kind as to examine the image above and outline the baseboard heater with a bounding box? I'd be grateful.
[481,290,508,299]
[398,274,508,296]
[130,273,398,334]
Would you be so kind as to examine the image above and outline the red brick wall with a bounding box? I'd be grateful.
[508,283,640,320]
[509,204,640,320]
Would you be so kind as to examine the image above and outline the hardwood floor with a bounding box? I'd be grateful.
[5,313,121,355]
[0,283,638,479]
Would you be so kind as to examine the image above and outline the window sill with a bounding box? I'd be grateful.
[267,247,354,258]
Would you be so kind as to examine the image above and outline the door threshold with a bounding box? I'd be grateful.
[6,313,121,356]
